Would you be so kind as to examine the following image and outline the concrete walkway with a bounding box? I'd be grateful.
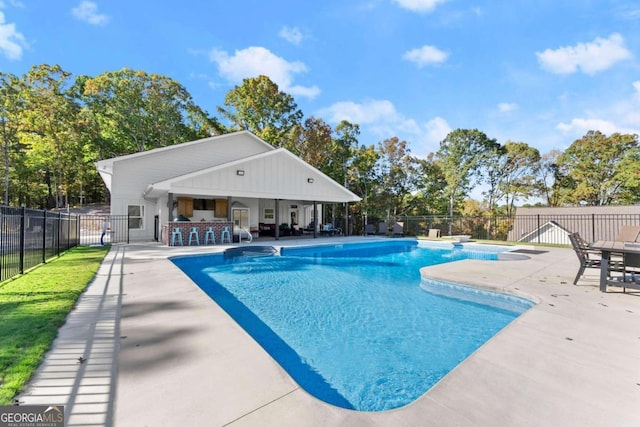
[17,239,640,426]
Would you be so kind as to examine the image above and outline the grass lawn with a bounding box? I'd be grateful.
[0,245,109,405]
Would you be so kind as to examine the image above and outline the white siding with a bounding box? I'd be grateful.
[99,132,357,242]
[108,133,272,202]
[168,150,356,202]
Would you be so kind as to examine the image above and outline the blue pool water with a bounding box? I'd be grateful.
[171,240,534,411]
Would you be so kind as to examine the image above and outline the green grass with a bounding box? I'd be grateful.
[0,245,109,405]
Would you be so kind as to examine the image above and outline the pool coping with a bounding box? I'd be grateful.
[17,237,640,426]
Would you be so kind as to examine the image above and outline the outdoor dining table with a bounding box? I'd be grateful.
[589,240,640,292]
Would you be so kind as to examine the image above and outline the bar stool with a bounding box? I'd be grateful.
[188,226,200,246]
[220,226,231,244]
[170,227,183,246]
[204,227,216,245]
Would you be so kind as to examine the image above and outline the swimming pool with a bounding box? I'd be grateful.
[171,240,534,411]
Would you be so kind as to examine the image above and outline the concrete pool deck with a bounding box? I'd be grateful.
[17,237,640,426]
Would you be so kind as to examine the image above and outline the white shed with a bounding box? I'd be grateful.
[95,131,361,243]
[516,221,571,245]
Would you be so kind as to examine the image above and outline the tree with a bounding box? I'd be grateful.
[435,129,499,233]
[558,130,640,205]
[81,68,221,156]
[289,116,334,171]
[536,149,564,207]
[374,137,418,221]
[349,143,379,231]
[218,75,303,147]
[331,120,360,187]
[20,64,81,208]
[482,141,540,216]
[480,143,507,215]
[0,72,25,205]
[409,154,448,215]
[500,142,540,215]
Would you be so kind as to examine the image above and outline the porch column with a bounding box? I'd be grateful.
[167,193,173,220]
[275,199,280,240]
[313,201,318,238]
[345,202,349,236]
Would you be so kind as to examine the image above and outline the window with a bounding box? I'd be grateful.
[128,205,144,229]
[263,208,274,220]
[193,199,215,210]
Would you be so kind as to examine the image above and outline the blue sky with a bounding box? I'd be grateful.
[0,0,639,159]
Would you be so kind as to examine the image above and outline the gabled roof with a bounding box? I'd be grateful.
[517,220,571,242]
[96,130,272,170]
[143,147,361,203]
[97,130,360,204]
[95,131,273,192]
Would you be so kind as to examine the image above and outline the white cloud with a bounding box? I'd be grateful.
[318,99,397,124]
[556,117,637,135]
[424,116,451,143]
[536,33,632,75]
[634,81,640,99]
[318,99,450,156]
[279,26,303,45]
[72,1,109,26]
[209,46,320,99]
[0,10,26,60]
[498,102,518,113]
[392,0,447,13]
[0,1,25,7]
[402,45,448,67]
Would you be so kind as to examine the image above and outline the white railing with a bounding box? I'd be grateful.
[238,227,253,244]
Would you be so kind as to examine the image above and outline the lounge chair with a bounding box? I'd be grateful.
[391,222,404,236]
[364,224,375,235]
[428,228,441,238]
[377,222,388,235]
[320,224,341,236]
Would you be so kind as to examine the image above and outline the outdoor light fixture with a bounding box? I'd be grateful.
[236,169,245,176]
[307,178,314,183]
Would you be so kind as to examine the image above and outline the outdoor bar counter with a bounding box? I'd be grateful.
[162,220,233,246]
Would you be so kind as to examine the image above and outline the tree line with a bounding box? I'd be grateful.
[1,65,638,225]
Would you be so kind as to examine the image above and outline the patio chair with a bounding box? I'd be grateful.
[569,232,624,285]
[606,252,640,292]
[615,225,640,242]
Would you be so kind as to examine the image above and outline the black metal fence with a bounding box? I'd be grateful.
[78,215,130,246]
[395,214,640,245]
[4,207,638,282]
[0,206,80,282]
[396,215,515,241]
[0,208,130,283]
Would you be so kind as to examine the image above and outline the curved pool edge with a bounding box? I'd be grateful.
[108,241,640,426]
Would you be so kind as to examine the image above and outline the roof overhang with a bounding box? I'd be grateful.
[144,148,361,203]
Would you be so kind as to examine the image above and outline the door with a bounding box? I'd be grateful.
[232,208,249,239]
